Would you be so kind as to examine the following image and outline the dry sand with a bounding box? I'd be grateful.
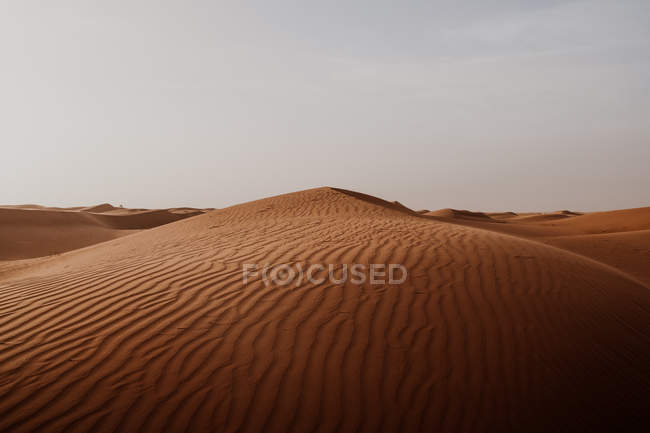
[0,204,206,260]
[0,188,649,432]
[430,205,650,286]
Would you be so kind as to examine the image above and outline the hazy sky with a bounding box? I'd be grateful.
[2,0,649,211]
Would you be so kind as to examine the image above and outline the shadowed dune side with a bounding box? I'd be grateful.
[0,208,130,260]
[0,206,206,260]
[330,187,419,216]
[426,208,495,221]
[507,212,578,223]
[431,209,584,225]
[486,211,518,219]
[84,209,205,230]
[0,187,649,433]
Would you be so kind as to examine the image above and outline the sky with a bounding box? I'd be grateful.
[1,0,649,212]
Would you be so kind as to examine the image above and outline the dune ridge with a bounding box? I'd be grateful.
[0,188,649,432]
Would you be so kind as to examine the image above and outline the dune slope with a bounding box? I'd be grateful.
[428,206,650,286]
[0,206,205,260]
[0,188,649,433]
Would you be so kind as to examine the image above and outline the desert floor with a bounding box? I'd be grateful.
[0,188,649,433]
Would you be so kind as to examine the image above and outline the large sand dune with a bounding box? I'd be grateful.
[1,188,649,432]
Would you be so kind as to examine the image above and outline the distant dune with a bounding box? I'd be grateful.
[0,204,207,260]
[486,211,518,219]
[80,203,118,213]
[430,205,650,286]
[0,189,649,432]
[507,212,578,223]
[426,208,495,221]
[542,207,649,233]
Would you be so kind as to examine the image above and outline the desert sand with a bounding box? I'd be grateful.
[0,204,206,260]
[429,206,650,286]
[0,188,649,432]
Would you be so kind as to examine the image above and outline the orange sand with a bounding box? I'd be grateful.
[0,188,649,432]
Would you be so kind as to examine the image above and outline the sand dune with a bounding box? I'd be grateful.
[545,230,650,286]
[80,203,118,213]
[431,206,650,286]
[0,188,649,432]
[0,205,206,260]
[542,207,650,233]
[486,211,518,219]
[426,208,495,221]
[506,212,577,223]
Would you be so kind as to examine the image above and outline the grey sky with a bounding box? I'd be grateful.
[2,0,649,212]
